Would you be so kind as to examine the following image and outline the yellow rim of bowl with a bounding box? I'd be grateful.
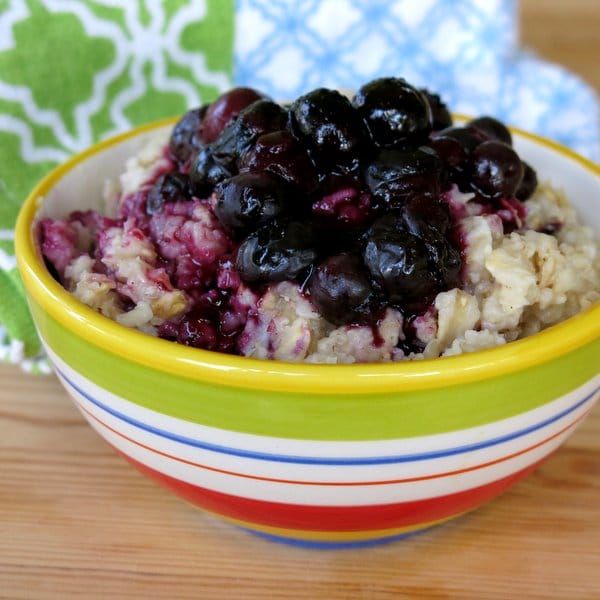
[15,119,600,394]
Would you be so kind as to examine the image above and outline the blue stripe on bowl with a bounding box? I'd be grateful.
[57,367,599,466]
[236,525,433,550]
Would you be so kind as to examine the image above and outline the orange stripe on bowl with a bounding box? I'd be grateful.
[75,396,587,487]
[117,453,547,531]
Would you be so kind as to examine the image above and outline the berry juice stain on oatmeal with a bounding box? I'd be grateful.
[38,78,600,364]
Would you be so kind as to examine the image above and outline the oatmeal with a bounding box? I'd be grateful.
[38,78,600,363]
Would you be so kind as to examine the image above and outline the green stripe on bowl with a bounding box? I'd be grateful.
[29,298,599,440]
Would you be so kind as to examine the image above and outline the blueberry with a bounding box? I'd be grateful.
[289,88,369,173]
[353,77,432,148]
[308,253,377,325]
[146,172,192,215]
[191,99,290,194]
[236,99,288,143]
[467,116,512,146]
[209,120,251,172]
[172,290,243,353]
[214,100,290,167]
[363,216,437,304]
[468,140,524,199]
[312,174,373,231]
[189,146,233,197]
[515,161,538,201]
[432,126,487,156]
[362,212,461,309]
[235,220,318,283]
[178,315,219,350]
[200,87,265,144]
[420,89,453,131]
[213,172,289,236]
[426,135,468,170]
[422,234,462,294]
[239,130,319,193]
[398,195,453,237]
[365,147,444,209]
[428,126,488,188]
[169,106,208,167]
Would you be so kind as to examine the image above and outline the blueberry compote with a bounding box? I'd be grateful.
[43,78,539,358]
[170,78,536,354]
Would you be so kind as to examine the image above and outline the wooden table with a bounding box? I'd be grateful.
[2,2,599,598]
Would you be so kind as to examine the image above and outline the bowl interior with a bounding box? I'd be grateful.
[16,119,600,399]
[37,122,174,220]
[511,133,600,231]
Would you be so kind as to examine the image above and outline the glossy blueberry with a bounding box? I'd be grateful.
[398,195,453,237]
[432,126,487,155]
[352,77,432,148]
[239,130,319,193]
[235,220,318,283]
[209,120,252,172]
[362,212,461,308]
[312,174,373,231]
[422,233,462,293]
[467,116,512,146]
[365,147,444,208]
[363,217,437,304]
[200,87,265,143]
[193,99,290,192]
[308,253,377,325]
[189,146,233,197]
[420,89,453,130]
[177,314,219,350]
[290,88,369,173]
[213,100,290,167]
[468,140,524,199]
[236,99,288,142]
[428,126,488,188]
[169,106,208,166]
[426,135,468,170]
[172,290,242,353]
[213,171,289,236]
[515,161,538,201]
[146,172,192,215]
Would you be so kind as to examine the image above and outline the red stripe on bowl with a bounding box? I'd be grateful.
[119,452,547,532]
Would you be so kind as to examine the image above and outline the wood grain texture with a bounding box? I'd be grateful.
[520,0,600,93]
[2,2,599,597]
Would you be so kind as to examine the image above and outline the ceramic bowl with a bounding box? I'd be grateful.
[15,119,600,548]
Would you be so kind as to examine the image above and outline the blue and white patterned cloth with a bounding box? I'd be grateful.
[235,0,600,161]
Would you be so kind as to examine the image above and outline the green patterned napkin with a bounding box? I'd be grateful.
[0,0,234,370]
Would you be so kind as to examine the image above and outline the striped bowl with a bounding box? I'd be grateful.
[15,120,600,548]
